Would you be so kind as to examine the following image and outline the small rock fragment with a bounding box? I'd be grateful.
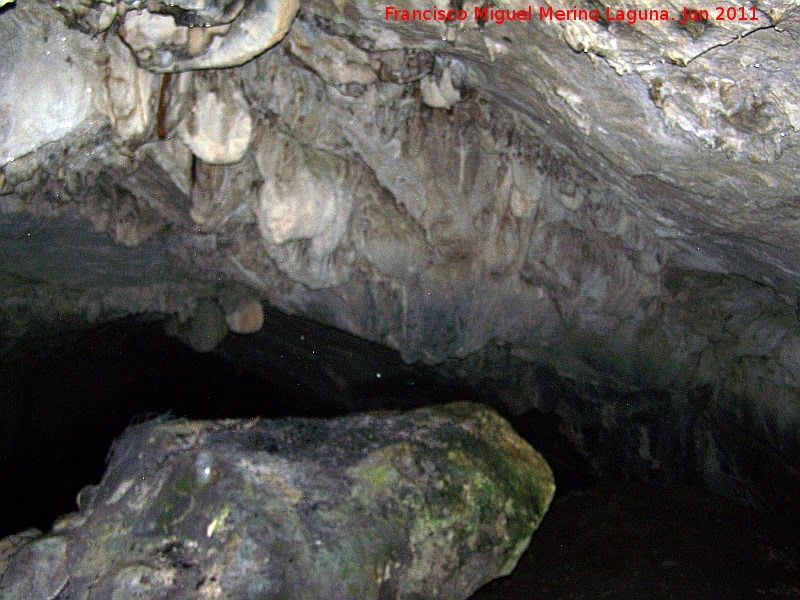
[225,298,264,334]
[166,299,228,352]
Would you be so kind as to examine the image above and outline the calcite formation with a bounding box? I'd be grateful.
[0,403,555,600]
[0,2,104,166]
[105,0,298,71]
[177,72,254,165]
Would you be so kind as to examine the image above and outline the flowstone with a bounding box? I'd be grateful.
[0,403,555,600]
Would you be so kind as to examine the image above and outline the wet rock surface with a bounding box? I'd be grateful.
[0,403,555,600]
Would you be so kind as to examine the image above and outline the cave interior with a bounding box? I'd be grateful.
[2,0,800,596]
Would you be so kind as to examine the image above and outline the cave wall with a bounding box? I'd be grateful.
[1,0,800,512]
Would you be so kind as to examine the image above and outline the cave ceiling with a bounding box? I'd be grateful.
[2,0,800,476]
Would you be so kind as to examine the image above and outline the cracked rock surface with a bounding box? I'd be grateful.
[0,403,555,600]
[1,0,800,515]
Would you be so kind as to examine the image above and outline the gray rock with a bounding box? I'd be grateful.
[1,0,799,518]
[0,2,104,166]
[0,403,555,600]
[0,536,67,600]
[166,298,229,352]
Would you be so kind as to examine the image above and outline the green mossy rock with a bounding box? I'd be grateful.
[0,403,554,600]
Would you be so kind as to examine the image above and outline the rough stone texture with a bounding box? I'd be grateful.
[117,0,299,71]
[166,298,229,352]
[1,0,800,512]
[0,403,555,600]
[0,1,105,166]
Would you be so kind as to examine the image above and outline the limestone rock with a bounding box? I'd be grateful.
[225,298,264,334]
[117,0,299,71]
[0,530,42,582]
[104,36,160,143]
[1,0,799,518]
[337,85,429,222]
[255,132,349,249]
[0,536,67,600]
[421,68,461,109]
[118,10,190,68]
[0,403,555,600]
[352,199,430,282]
[166,299,228,352]
[177,72,253,165]
[0,2,103,166]
[253,126,355,288]
[142,137,195,196]
[288,20,377,88]
[190,156,258,229]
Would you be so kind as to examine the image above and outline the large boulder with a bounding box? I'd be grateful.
[0,403,555,600]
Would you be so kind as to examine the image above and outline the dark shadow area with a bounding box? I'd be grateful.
[472,481,800,600]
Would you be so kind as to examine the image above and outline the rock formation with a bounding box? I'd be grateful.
[0,403,555,600]
[0,0,799,517]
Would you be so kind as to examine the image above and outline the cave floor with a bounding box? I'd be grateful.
[471,481,799,600]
